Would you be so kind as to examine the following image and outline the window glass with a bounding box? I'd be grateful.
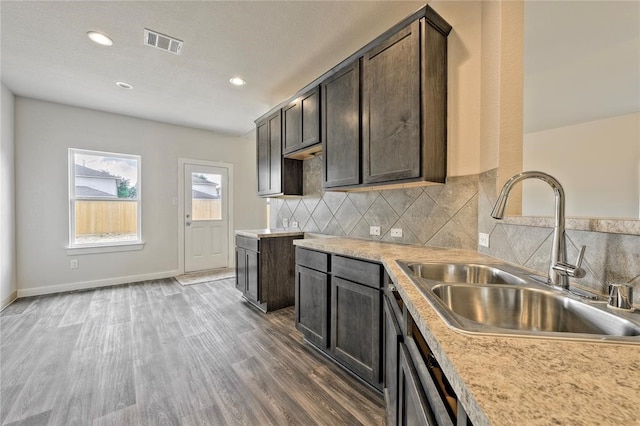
[70,149,141,246]
[191,172,222,221]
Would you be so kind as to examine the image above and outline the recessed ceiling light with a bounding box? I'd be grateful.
[230,77,247,86]
[87,31,113,46]
[116,81,133,90]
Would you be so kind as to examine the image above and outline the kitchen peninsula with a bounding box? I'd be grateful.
[294,237,640,425]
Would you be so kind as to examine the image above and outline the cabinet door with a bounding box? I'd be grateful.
[323,61,361,188]
[362,20,421,184]
[384,295,403,425]
[246,249,260,302]
[283,100,301,154]
[295,265,330,349]
[257,111,282,196]
[331,277,382,388]
[256,120,270,194]
[301,86,320,147]
[284,86,321,155]
[398,343,435,426]
[235,247,246,293]
[267,111,282,195]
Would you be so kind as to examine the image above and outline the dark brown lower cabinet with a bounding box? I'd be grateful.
[295,247,472,424]
[295,265,330,349]
[235,234,300,312]
[235,246,260,304]
[245,249,259,303]
[332,277,381,388]
[384,294,403,425]
[398,343,436,425]
[295,248,383,391]
[236,237,264,310]
[235,247,247,293]
[391,304,471,426]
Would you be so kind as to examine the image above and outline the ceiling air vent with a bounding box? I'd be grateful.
[144,28,183,55]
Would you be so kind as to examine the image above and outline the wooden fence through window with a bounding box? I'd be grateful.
[75,199,221,235]
[192,199,222,221]
[75,200,137,235]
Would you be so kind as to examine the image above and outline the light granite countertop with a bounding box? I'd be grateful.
[235,229,305,239]
[293,237,640,426]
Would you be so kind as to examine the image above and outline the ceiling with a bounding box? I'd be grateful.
[1,0,424,137]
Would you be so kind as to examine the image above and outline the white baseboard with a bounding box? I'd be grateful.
[0,290,18,311]
[16,270,181,298]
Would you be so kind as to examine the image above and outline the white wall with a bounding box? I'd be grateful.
[428,1,523,180]
[15,97,265,296]
[523,112,640,218]
[431,1,483,177]
[1,84,17,308]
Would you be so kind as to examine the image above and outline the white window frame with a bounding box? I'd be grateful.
[66,148,144,255]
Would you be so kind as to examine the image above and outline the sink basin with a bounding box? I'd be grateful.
[397,260,640,344]
[405,262,527,285]
[432,284,640,336]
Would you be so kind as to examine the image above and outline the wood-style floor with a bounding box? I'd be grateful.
[0,278,385,425]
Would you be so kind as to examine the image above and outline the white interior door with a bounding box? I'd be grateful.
[184,163,229,272]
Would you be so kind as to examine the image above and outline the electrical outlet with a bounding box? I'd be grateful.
[390,228,403,238]
[369,226,381,236]
[282,217,289,227]
[70,259,79,269]
[291,221,299,228]
[479,232,490,248]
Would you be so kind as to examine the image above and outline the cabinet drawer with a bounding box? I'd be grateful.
[236,236,259,252]
[331,255,382,288]
[296,248,329,273]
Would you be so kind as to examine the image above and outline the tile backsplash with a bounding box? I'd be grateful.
[269,155,640,304]
[269,154,478,250]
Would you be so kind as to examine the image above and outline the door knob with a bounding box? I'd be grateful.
[186,222,191,226]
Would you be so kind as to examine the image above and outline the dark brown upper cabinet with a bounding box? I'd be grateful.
[256,112,277,196]
[256,110,302,197]
[322,60,361,188]
[283,86,321,156]
[323,8,450,190]
[362,20,421,185]
[256,6,450,194]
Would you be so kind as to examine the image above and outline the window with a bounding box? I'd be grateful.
[191,172,222,221]
[68,149,141,249]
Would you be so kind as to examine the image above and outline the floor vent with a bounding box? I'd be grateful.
[144,29,183,55]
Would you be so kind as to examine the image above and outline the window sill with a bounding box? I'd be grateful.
[66,242,145,255]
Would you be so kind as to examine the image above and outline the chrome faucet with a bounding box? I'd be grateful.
[491,171,586,289]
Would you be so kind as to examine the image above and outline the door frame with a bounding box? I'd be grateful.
[178,158,234,274]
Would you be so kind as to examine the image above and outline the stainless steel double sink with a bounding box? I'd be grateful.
[397,261,640,344]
